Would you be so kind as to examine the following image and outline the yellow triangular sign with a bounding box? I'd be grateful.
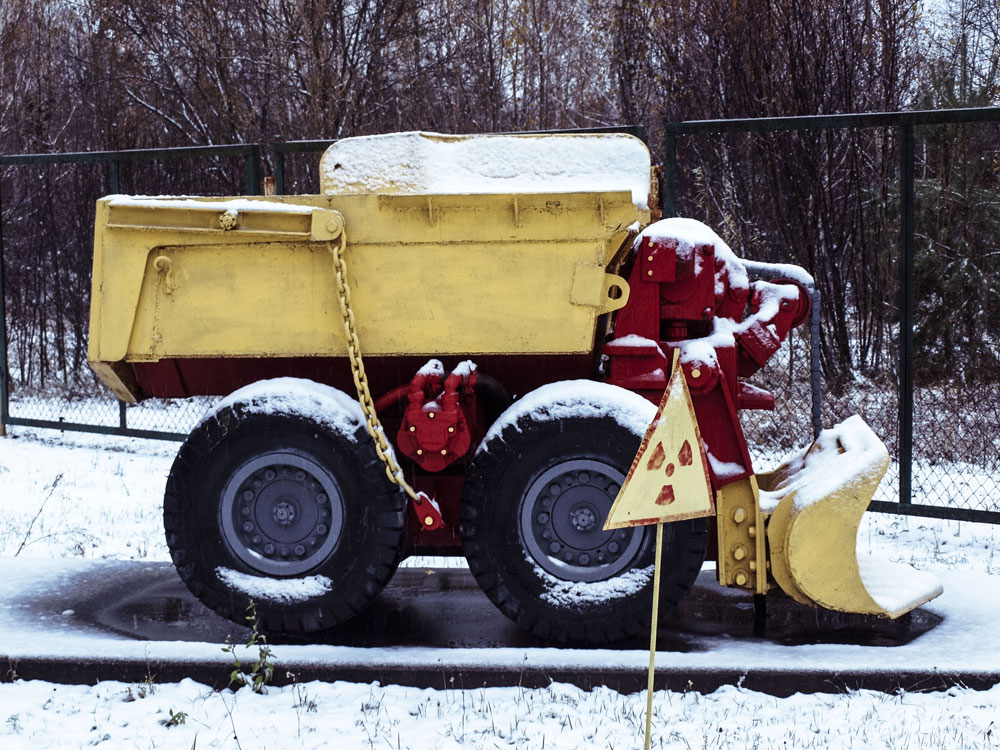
[604,353,715,529]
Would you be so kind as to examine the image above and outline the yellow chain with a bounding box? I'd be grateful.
[328,235,425,505]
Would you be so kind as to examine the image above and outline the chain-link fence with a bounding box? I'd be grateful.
[3,118,997,528]
[666,108,1000,524]
[0,145,261,440]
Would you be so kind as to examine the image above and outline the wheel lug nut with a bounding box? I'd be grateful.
[549,485,561,496]
[242,522,254,533]
[317,524,328,535]
[578,472,589,483]
[579,554,591,565]
[240,506,250,517]
[608,485,619,495]
[564,552,574,562]
[317,494,328,504]
[242,490,254,501]
[264,470,276,481]
[264,543,275,555]
[537,512,550,524]
[294,545,306,556]
[253,479,262,488]
[548,542,561,553]
[295,471,306,481]
[608,541,620,553]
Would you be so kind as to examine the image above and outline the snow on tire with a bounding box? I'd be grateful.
[460,380,708,644]
[163,378,406,633]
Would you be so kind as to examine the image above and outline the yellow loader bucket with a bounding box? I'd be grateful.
[760,416,942,618]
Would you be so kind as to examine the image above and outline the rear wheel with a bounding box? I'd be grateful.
[461,383,708,644]
[164,380,406,633]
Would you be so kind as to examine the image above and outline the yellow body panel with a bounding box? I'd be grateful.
[88,191,643,397]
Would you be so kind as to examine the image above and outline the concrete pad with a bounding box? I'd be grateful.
[1,558,995,695]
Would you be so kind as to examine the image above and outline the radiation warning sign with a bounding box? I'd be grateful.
[604,354,715,529]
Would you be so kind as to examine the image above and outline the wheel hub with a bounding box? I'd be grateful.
[520,459,643,583]
[569,505,597,532]
[272,499,298,526]
[220,450,344,576]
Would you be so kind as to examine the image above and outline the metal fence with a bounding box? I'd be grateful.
[1,116,995,527]
[0,144,261,440]
[664,107,1000,524]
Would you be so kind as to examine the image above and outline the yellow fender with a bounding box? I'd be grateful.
[760,415,942,618]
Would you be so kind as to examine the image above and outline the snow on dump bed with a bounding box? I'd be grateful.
[319,131,652,208]
[199,378,364,442]
[757,415,889,514]
[479,380,655,452]
[105,195,315,213]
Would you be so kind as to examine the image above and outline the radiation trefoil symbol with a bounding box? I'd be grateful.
[604,353,715,529]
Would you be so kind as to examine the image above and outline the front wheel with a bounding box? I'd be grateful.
[460,381,708,644]
[164,379,406,633]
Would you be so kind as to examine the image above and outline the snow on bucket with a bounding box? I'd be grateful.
[759,416,943,618]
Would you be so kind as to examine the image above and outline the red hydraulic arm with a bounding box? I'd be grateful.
[604,219,811,490]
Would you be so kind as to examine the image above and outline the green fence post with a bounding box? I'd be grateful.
[663,132,676,218]
[898,124,915,507]
[0,174,8,437]
[246,146,262,195]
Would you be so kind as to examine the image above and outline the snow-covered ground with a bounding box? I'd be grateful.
[1,424,999,749]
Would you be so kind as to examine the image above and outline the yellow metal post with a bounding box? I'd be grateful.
[644,522,664,750]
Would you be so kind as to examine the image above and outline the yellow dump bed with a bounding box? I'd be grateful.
[88,133,651,401]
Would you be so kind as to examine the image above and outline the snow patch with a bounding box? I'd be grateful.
[216,567,333,603]
[677,338,721,368]
[480,380,655,451]
[105,195,315,214]
[635,218,750,293]
[607,334,664,355]
[742,258,815,286]
[857,556,944,615]
[416,359,445,377]
[319,131,652,208]
[706,451,746,481]
[199,378,364,442]
[534,560,654,610]
[758,415,889,513]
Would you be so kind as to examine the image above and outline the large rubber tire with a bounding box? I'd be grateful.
[461,408,708,644]
[164,401,406,634]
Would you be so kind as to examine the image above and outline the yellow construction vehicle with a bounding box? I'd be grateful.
[88,131,941,641]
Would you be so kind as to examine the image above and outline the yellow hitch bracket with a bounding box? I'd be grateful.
[569,263,630,314]
[715,477,768,594]
[310,209,346,241]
